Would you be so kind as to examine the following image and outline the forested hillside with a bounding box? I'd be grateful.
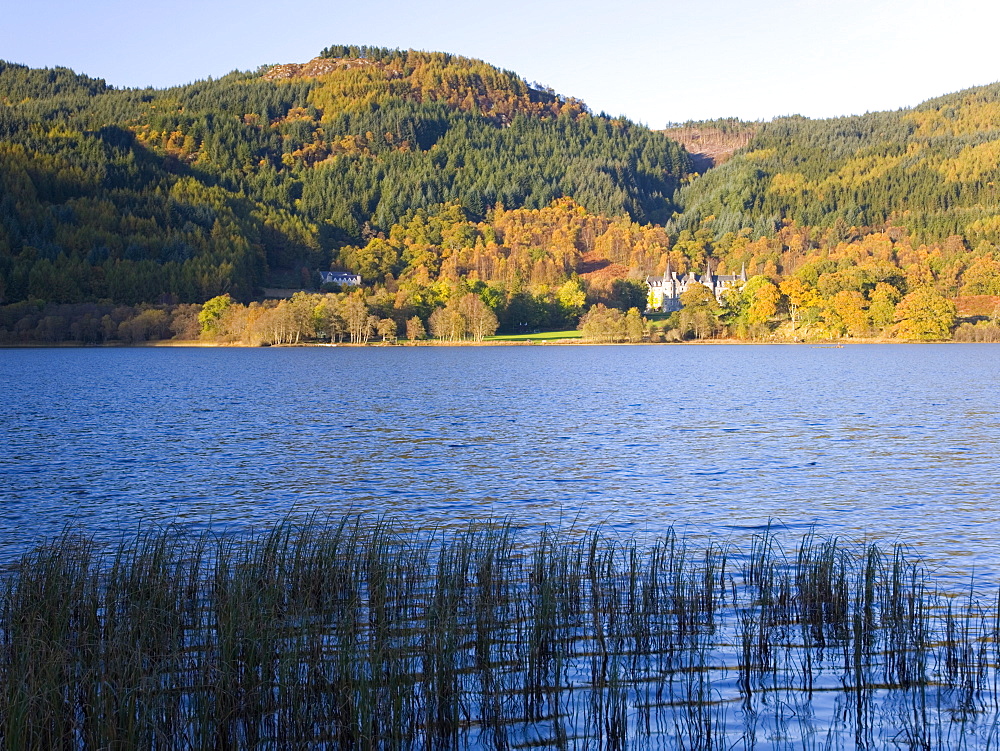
[2,48,1000,345]
[0,48,690,307]
[677,83,1000,245]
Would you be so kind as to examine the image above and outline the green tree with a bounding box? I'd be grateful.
[198,294,234,336]
[344,238,402,282]
[578,303,626,342]
[625,307,645,342]
[608,279,648,312]
[312,295,346,342]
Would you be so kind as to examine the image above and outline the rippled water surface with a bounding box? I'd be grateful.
[2,344,999,573]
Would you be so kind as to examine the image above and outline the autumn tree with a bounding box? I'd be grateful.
[343,292,374,343]
[824,290,870,338]
[579,304,627,342]
[868,282,901,334]
[959,254,1000,295]
[377,317,398,342]
[429,303,466,341]
[118,308,170,343]
[731,275,781,338]
[779,277,818,333]
[894,288,956,340]
[678,283,721,340]
[458,293,499,341]
[286,291,317,343]
[405,316,426,341]
[746,279,780,326]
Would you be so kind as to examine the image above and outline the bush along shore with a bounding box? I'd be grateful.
[2,517,1000,748]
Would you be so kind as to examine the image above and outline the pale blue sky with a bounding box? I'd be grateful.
[3,0,998,126]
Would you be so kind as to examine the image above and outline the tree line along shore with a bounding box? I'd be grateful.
[3,272,998,347]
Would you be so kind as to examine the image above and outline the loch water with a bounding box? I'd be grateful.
[2,343,999,573]
[5,343,1000,748]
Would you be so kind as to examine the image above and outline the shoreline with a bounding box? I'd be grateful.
[1,337,980,349]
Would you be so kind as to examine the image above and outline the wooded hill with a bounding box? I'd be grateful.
[676,83,1000,245]
[0,48,689,307]
[2,47,1000,344]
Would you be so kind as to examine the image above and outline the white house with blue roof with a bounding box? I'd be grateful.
[319,271,362,287]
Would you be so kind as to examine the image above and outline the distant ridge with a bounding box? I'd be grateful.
[262,57,388,81]
[676,80,1000,241]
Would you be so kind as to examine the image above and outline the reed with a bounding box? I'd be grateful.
[1,516,999,748]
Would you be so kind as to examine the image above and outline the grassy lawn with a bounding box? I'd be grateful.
[486,330,583,342]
